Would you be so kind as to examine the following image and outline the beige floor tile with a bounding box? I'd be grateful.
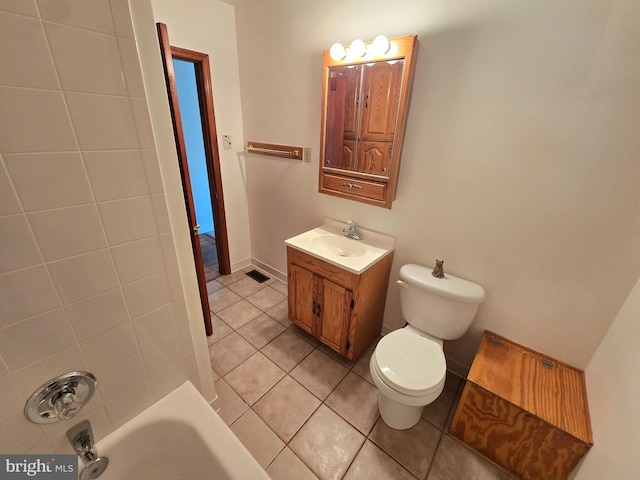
[369,417,441,479]
[246,285,286,311]
[253,376,321,442]
[206,279,223,293]
[226,275,267,297]
[269,279,288,295]
[444,370,463,392]
[230,409,284,468]
[351,338,379,385]
[325,372,380,434]
[290,349,348,400]
[207,286,241,313]
[289,325,321,346]
[426,434,513,480]
[216,270,248,285]
[209,331,256,376]
[317,343,355,368]
[213,378,248,426]
[343,440,416,480]
[265,300,291,326]
[206,313,232,345]
[224,352,285,405]
[237,313,286,349]
[289,405,365,480]
[266,447,319,480]
[262,330,315,372]
[217,299,262,329]
[421,386,456,430]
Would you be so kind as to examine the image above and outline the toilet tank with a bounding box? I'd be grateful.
[398,264,486,340]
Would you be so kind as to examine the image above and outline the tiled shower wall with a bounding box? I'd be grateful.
[0,0,200,453]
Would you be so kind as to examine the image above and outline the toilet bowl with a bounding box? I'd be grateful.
[369,327,446,429]
[369,264,485,430]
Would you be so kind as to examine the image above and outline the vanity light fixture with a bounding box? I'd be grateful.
[329,35,390,61]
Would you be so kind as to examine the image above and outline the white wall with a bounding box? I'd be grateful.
[151,0,251,271]
[232,0,640,370]
[572,275,640,479]
[0,0,212,454]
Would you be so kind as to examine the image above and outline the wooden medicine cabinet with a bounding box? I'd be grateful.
[319,35,419,209]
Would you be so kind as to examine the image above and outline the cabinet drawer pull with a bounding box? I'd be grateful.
[342,182,362,189]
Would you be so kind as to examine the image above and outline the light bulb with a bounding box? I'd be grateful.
[329,42,346,61]
[372,35,390,55]
[349,39,366,58]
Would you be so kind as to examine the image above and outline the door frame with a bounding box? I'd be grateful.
[157,22,231,335]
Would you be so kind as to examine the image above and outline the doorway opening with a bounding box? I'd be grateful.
[157,23,231,336]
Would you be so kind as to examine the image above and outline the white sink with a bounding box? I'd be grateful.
[285,219,395,274]
[311,235,367,258]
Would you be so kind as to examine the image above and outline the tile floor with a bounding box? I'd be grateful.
[207,267,519,480]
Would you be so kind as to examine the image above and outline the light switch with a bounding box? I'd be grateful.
[222,134,232,150]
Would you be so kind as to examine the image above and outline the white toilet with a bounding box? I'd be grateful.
[369,263,486,430]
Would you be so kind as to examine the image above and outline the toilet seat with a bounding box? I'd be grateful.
[373,329,446,396]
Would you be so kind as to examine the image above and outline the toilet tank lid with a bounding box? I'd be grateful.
[400,264,486,303]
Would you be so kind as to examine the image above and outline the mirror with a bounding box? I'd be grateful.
[319,35,418,209]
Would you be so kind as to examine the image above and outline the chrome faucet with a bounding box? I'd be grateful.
[342,220,362,240]
[67,421,109,479]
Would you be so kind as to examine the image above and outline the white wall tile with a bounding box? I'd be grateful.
[141,332,183,376]
[98,196,157,245]
[148,362,186,399]
[141,150,164,194]
[0,159,21,216]
[109,0,134,39]
[0,373,27,423]
[150,193,171,233]
[48,249,119,304]
[0,87,77,154]
[104,381,153,428]
[4,153,93,211]
[13,346,87,401]
[159,233,178,268]
[0,215,42,274]
[42,404,112,453]
[84,150,149,201]
[65,288,129,342]
[122,271,172,319]
[36,0,114,34]
[111,236,165,284]
[132,303,178,348]
[0,265,61,328]
[0,0,38,17]
[118,37,146,97]
[130,98,156,148]
[166,266,184,301]
[97,353,146,402]
[0,12,58,88]
[45,23,127,95]
[0,308,76,371]
[28,205,107,262]
[81,322,138,372]
[65,92,139,150]
[0,414,50,454]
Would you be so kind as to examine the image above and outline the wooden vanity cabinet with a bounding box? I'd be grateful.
[287,246,393,361]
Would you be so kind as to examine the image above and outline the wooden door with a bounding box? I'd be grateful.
[157,23,214,335]
[355,140,393,176]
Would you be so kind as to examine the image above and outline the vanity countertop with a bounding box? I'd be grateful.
[284,219,395,274]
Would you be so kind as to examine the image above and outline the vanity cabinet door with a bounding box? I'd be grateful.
[287,263,316,336]
[317,278,352,356]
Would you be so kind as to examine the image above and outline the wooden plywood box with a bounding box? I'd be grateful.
[450,331,593,480]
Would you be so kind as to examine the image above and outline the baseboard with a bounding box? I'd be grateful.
[230,258,252,273]
[445,355,470,379]
[251,258,287,283]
